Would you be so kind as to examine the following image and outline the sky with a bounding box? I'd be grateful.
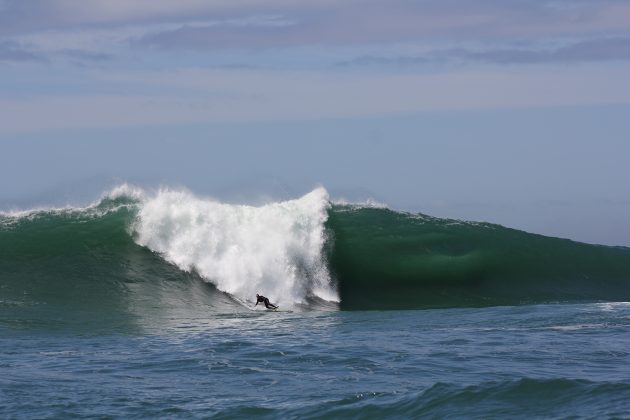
[1,0,629,246]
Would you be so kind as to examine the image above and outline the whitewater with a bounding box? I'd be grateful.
[132,186,337,308]
[2,185,630,418]
[2,185,339,310]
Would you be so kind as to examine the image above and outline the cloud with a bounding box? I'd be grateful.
[1,65,629,133]
[137,16,302,50]
[1,0,630,49]
[58,49,112,62]
[0,40,44,62]
[550,37,630,62]
[1,1,629,130]
[0,0,321,36]
[470,37,630,64]
[133,1,630,51]
[0,40,111,65]
[340,37,630,67]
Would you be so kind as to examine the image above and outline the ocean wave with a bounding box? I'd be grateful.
[1,185,630,322]
[212,378,630,419]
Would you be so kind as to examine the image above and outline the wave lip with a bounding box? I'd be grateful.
[133,186,338,308]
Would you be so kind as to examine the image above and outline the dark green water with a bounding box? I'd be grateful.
[328,206,630,309]
[2,189,630,418]
[2,195,630,317]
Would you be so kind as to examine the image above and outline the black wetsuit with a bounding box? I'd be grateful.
[255,295,277,309]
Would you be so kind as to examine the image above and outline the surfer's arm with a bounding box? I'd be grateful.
[254,301,258,306]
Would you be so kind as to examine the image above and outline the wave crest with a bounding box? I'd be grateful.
[133,187,338,307]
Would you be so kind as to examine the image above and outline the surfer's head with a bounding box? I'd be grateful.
[256,294,259,298]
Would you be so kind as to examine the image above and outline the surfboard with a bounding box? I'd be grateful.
[266,307,292,313]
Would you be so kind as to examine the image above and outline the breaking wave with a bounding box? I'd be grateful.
[1,185,630,323]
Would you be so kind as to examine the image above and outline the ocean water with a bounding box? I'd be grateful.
[2,186,630,418]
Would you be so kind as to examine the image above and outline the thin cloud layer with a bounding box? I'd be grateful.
[0,40,44,62]
[341,37,630,67]
[135,0,630,50]
[2,65,629,133]
[1,0,629,46]
[1,1,629,133]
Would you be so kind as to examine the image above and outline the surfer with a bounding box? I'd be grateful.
[255,294,278,310]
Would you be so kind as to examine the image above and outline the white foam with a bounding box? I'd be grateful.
[332,197,388,209]
[133,186,339,308]
[596,302,630,312]
[101,183,147,202]
[0,183,145,220]
[0,201,123,225]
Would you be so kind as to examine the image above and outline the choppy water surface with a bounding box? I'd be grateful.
[3,303,630,419]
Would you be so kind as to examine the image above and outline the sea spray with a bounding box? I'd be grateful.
[133,187,338,307]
